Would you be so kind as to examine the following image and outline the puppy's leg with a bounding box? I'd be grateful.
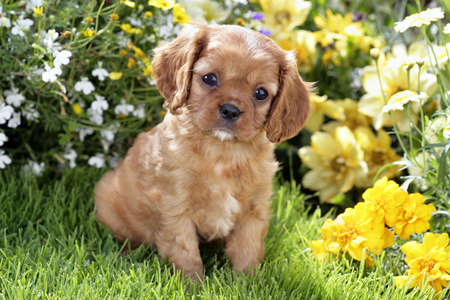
[224,204,270,275]
[155,215,203,282]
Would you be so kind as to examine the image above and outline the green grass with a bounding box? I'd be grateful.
[0,168,440,299]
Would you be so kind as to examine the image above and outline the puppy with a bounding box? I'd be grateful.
[94,22,311,282]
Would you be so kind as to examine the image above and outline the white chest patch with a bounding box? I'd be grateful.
[208,192,241,240]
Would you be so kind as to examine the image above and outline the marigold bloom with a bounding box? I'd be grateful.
[382,90,427,113]
[394,7,444,33]
[299,126,367,203]
[148,0,175,10]
[109,72,123,80]
[33,7,43,16]
[390,193,436,239]
[395,233,450,295]
[83,29,96,37]
[111,13,119,21]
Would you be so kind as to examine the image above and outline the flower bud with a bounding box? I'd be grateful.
[370,48,380,59]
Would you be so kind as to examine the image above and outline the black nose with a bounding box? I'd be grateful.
[220,104,241,122]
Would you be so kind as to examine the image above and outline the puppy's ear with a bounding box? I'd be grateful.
[266,51,312,144]
[151,22,209,115]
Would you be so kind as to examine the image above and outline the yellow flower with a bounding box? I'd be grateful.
[236,18,246,26]
[381,90,427,113]
[428,43,450,68]
[120,0,136,8]
[299,126,368,203]
[257,0,312,42]
[389,193,436,239]
[304,94,345,132]
[111,13,119,21]
[394,7,444,32]
[358,177,407,226]
[277,30,316,72]
[83,29,96,37]
[319,206,385,262]
[310,238,335,262]
[72,103,82,115]
[148,0,175,10]
[173,4,191,24]
[358,42,437,132]
[142,58,152,76]
[160,110,167,118]
[322,48,342,66]
[127,57,136,68]
[133,46,146,58]
[109,72,123,80]
[118,24,143,35]
[119,49,128,56]
[33,7,43,16]
[322,98,372,133]
[354,128,401,187]
[86,16,94,24]
[395,233,450,295]
[145,11,153,18]
[313,9,364,47]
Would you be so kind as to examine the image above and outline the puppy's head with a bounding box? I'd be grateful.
[152,22,311,144]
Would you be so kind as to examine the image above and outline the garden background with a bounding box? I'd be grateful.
[1,0,450,298]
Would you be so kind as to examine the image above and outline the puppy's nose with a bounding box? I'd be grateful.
[220,104,241,122]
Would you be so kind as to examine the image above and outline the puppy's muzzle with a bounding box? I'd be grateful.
[220,104,241,122]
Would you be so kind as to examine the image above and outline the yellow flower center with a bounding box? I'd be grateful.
[387,90,417,105]
[330,156,348,173]
[416,254,438,274]
[371,148,386,165]
[397,204,414,222]
[275,11,291,24]
[335,223,360,245]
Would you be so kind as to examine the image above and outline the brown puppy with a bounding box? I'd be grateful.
[94,22,311,282]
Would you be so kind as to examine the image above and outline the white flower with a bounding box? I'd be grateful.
[88,153,106,168]
[0,102,14,124]
[42,64,62,83]
[92,61,109,81]
[129,15,143,27]
[0,132,7,146]
[132,103,146,118]
[114,99,134,116]
[11,17,34,37]
[42,29,62,52]
[53,50,72,69]
[22,161,45,176]
[22,104,40,121]
[76,127,94,142]
[87,108,104,125]
[444,24,450,35]
[26,0,43,11]
[0,5,11,28]
[109,153,120,168]
[91,94,109,113]
[7,111,21,128]
[4,87,25,107]
[100,123,120,151]
[0,150,12,169]
[384,56,424,70]
[394,7,444,33]
[382,90,427,113]
[63,149,78,168]
[116,32,129,47]
[74,77,95,95]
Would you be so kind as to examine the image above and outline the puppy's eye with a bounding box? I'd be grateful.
[254,88,268,101]
[202,74,218,86]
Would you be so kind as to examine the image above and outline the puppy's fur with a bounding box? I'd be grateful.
[94,22,311,281]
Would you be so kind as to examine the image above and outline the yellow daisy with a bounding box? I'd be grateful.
[303,94,345,132]
[148,0,175,10]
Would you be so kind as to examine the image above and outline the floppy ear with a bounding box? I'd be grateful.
[151,22,209,115]
[266,51,312,144]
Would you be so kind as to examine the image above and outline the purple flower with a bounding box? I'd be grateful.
[259,29,271,36]
[253,12,264,21]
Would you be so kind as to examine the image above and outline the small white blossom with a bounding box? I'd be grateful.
[88,153,106,168]
[41,29,62,52]
[63,149,78,168]
[22,104,40,121]
[109,152,120,168]
[76,127,94,141]
[0,5,11,28]
[26,0,43,11]
[87,108,104,125]
[0,102,14,124]
[129,15,143,27]
[0,132,7,146]
[92,61,109,81]
[114,99,134,116]
[4,87,25,107]
[116,32,129,47]
[42,64,62,83]
[22,161,45,176]
[74,77,95,95]
[53,50,72,69]
[0,150,12,169]
[132,103,146,118]
[7,111,21,128]
[91,94,109,113]
[11,17,34,37]
[444,23,450,35]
